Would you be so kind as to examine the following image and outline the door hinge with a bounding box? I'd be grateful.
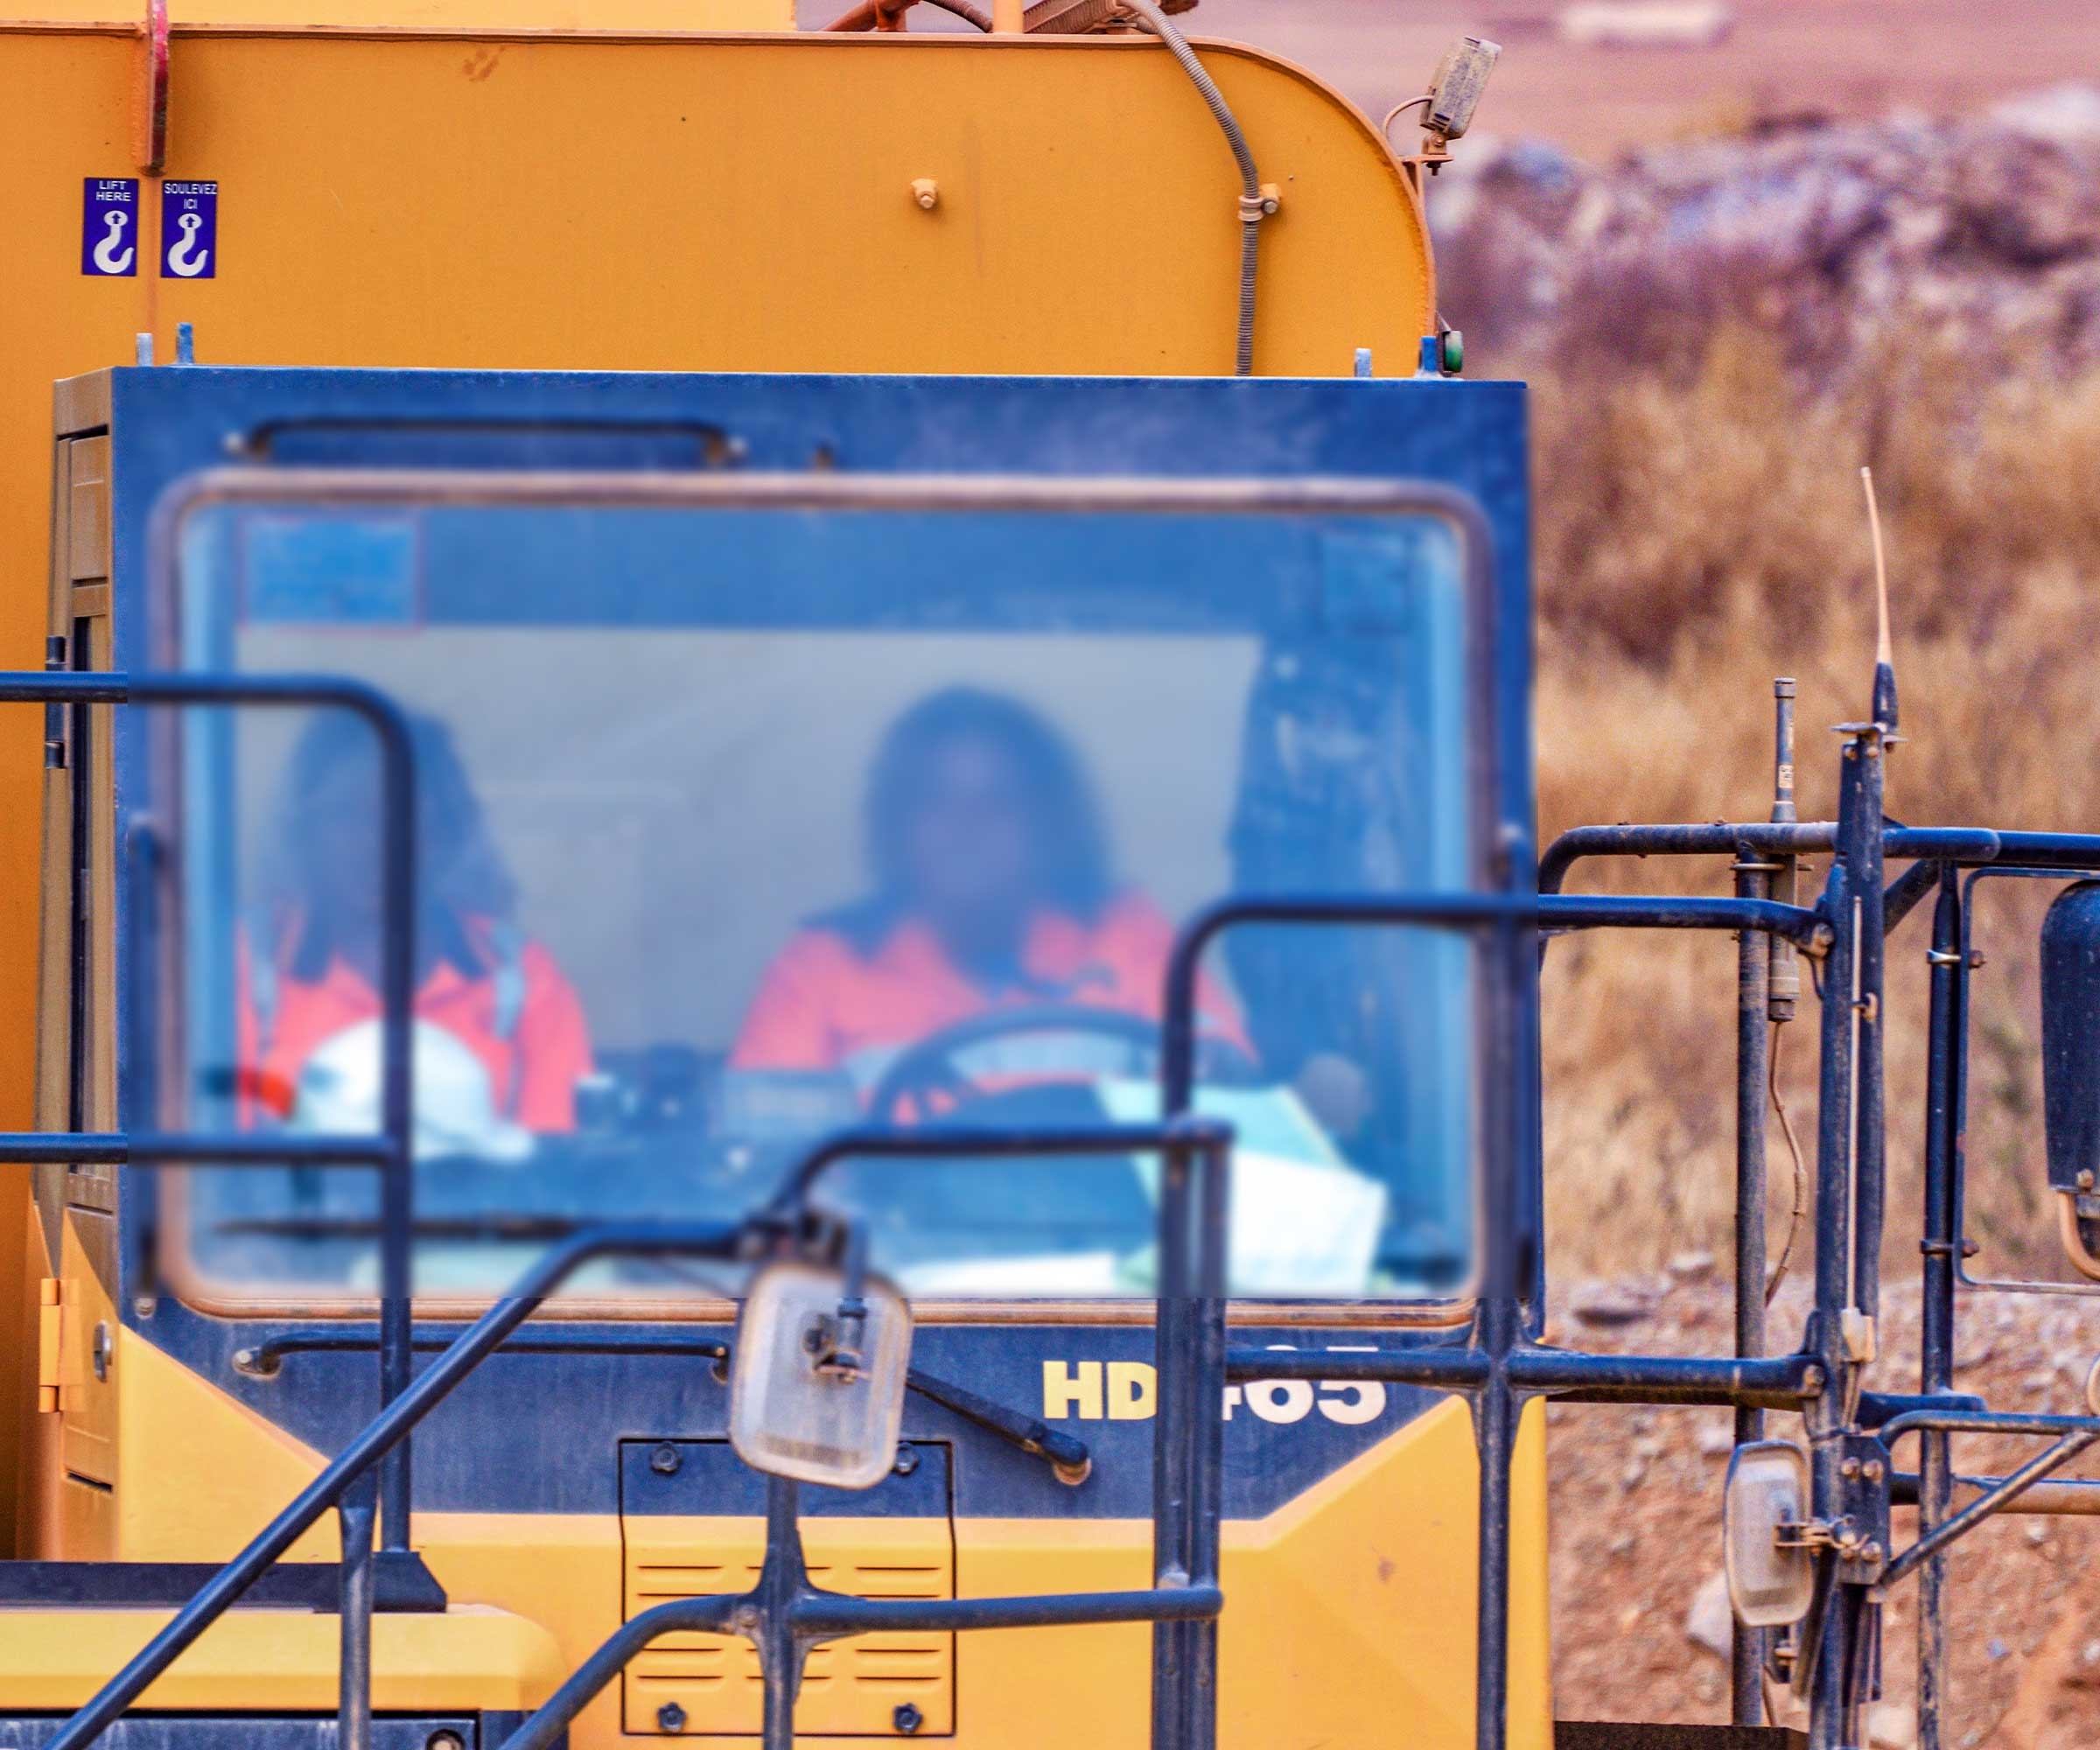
[43,635,66,770]
[37,1278,73,1412]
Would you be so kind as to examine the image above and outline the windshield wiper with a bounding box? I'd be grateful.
[218,1224,1095,1485]
[906,1366,1092,1486]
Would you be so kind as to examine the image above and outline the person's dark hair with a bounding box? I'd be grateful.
[862,687,1111,920]
[267,710,515,979]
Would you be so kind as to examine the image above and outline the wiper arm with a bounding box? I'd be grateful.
[907,1366,1092,1487]
[215,1214,585,1242]
[218,1217,1094,1485]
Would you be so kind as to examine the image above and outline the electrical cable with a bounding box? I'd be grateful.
[1765,1021,1808,1306]
[1380,93,1432,149]
[1121,0,1265,375]
[818,0,1262,369]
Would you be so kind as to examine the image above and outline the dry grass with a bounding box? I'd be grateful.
[1529,318,2100,1287]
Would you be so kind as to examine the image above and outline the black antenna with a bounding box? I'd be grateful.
[1863,466,1898,733]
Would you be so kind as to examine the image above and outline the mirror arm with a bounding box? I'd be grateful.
[1880,1422,2100,1588]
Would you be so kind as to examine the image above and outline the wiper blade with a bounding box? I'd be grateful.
[907,1366,1092,1486]
[215,1228,1095,1484]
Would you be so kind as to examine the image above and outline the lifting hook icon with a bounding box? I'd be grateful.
[92,210,134,276]
[166,210,209,278]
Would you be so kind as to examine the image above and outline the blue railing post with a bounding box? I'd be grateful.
[337,1473,379,1750]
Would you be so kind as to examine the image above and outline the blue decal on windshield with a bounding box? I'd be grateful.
[243,516,419,626]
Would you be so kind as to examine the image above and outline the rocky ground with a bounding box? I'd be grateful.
[1548,1264,2100,1746]
[1467,88,2100,1747]
[1432,84,2100,378]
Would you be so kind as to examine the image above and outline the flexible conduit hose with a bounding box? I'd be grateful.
[823,0,1264,370]
[1121,0,1266,375]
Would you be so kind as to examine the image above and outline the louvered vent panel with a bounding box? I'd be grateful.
[620,1441,955,1737]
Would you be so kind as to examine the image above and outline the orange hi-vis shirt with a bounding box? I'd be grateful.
[237,928,593,1131]
[730,892,1244,1087]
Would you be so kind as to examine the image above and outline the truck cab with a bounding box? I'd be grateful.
[19,362,1546,1749]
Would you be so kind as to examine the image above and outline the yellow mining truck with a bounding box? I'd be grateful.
[11,5,2099,1750]
[0,7,1559,1749]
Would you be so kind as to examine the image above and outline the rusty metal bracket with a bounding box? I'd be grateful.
[136,0,168,172]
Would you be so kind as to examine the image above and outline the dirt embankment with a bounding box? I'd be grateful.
[1550,1267,2100,1746]
[1422,95,2100,1747]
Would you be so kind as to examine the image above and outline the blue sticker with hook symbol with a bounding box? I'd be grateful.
[80,178,139,277]
[161,180,218,279]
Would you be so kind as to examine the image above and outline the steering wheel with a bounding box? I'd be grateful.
[864,1004,1259,1123]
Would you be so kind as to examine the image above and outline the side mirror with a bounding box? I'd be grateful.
[730,1258,912,1489]
[1723,1440,1813,1628]
[2040,884,2100,1279]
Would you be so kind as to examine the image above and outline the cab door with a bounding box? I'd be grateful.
[30,409,122,1556]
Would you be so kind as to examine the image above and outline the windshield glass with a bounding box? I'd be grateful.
[163,481,1484,1306]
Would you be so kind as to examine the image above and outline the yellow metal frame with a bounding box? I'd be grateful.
[0,17,1443,1555]
[12,1334,1552,1748]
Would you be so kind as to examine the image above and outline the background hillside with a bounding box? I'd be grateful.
[1430,67,2100,1750]
[1434,96,2100,1288]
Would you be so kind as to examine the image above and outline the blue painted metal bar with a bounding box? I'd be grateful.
[1222,1345,1489,1389]
[766,1120,1212,1210]
[1507,1349,1819,1405]
[1219,1345,1820,1407]
[1881,1426,2100,1589]
[1540,819,2100,901]
[1917,868,1961,1750]
[336,1480,377,1750]
[44,1220,743,1750]
[1853,739,1891,1352]
[0,1135,396,1166]
[1807,724,1874,1750]
[1541,822,1840,894]
[494,1584,1224,1750]
[1544,893,1830,947]
[1474,892,1533,1750]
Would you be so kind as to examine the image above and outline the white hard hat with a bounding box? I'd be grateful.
[290,1018,535,1165]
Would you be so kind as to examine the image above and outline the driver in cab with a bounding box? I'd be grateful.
[732,687,1243,1103]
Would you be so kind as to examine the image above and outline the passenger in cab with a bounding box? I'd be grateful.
[732,687,1241,1093]
[239,712,592,1141]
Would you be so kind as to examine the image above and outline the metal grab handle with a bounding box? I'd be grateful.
[500,1119,1229,1750]
[0,668,423,1554]
[336,1481,378,1750]
[495,1578,1224,1750]
[41,1221,743,1750]
[2056,1192,2100,1282]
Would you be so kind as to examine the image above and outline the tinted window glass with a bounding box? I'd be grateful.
[164,486,1481,1305]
